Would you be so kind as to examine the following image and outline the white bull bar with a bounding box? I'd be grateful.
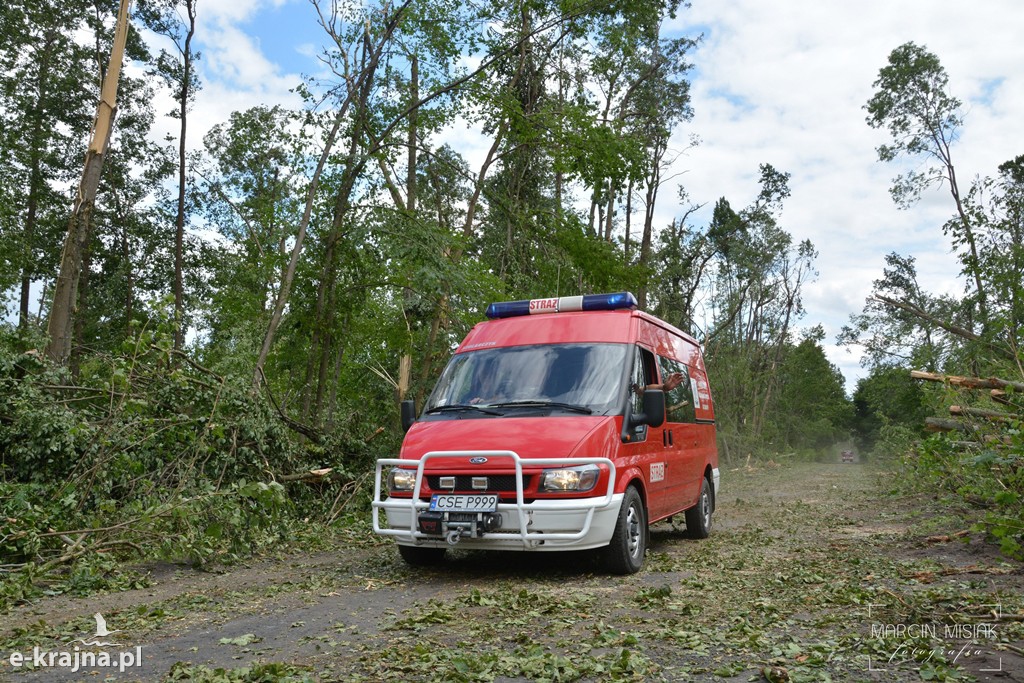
[372,450,617,547]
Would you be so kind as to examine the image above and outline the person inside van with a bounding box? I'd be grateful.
[635,371,685,395]
[467,364,501,404]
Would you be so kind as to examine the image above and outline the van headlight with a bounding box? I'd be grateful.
[388,468,417,492]
[540,464,600,492]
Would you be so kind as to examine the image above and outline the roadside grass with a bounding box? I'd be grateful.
[0,513,386,653]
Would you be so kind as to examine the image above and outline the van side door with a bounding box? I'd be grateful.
[624,346,671,519]
[656,355,702,512]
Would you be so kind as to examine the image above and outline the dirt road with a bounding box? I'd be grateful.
[2,461,1022,682]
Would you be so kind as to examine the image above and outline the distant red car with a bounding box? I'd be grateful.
[841,450,854,463]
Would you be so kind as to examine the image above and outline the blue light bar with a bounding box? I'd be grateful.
[485,292,638,319]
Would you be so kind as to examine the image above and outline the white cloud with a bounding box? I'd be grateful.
[136,0,311,161]
[650,0,1024,388]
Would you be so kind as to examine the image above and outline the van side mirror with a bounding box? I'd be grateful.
[631,389,665,428]
[400,399,417,432]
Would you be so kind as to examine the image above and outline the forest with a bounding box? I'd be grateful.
[0,0,1021,602]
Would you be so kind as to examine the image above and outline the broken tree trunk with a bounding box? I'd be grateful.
[990,390,1024,410]
[911,370,1024,393]
[45,0,131,364]
[949,405,1021,422]
[925,417,971,433]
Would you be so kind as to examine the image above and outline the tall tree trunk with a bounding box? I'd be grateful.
[624,178,633,263]
[637,154,662,310]
[603,179,615,242]
[305,125,362,417]
[314,292,335,420]
[173,0,197,352]
[398,53,418,403]
[326,313,350,428]
[300,245,331,421]
[946,163,989,328]
[123,223,133,335]
[45,0,130,364]
[20,187,39,329]
[69,239,92,378]
[20,29,57,329]
[406,54,418,215]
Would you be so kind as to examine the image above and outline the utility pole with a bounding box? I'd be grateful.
[45,0,132,364]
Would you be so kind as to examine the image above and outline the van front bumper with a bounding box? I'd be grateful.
[372,451,621,551]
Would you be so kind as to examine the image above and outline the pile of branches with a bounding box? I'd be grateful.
[0,337,371,606]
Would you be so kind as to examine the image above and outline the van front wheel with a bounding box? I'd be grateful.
[603,486,646,575]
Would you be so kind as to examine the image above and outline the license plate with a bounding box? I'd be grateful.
[429,494,498,513]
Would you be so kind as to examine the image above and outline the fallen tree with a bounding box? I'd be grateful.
[909,368,1024,561]
[910,370,1024,392]
[913,370,1023,434]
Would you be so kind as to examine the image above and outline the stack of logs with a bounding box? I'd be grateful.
[913,370,1024,447]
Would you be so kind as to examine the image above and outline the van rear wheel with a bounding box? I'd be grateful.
[398,544,447,567]
[684,477,713,539]
[603,485,646,575]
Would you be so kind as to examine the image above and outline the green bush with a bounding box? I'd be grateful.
[0,323,376,607]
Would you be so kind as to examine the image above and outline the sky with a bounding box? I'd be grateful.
[154,0,1024,392]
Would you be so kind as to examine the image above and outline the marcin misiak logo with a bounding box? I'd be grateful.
[867,603,1004,674]
[6,612,143,675]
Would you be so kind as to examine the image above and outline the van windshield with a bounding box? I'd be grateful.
[425,343,628,416]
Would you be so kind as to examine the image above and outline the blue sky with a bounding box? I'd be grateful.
[145,0,1024,391]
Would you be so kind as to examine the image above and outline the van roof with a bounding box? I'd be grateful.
[457,308,700,353]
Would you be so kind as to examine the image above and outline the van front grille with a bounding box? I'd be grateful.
[427,475,531,492]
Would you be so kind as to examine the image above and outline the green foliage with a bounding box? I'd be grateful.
[0,313,372,606]
[776,332,854,452]
[652,168,850,462]
[0,0,98,323]
[710,333,852,461]
[852,365,930,454]
[902,432,1024,561]
[864,41,962,208]
[0,0,870,609]
[166,662,316,682]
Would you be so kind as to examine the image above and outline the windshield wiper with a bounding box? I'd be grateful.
[488,400,593,414]
[425,404,503,416]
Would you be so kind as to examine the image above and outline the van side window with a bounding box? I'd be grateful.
[658,356,696,423]
[629,347,657,439]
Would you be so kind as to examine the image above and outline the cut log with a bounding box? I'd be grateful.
[990,389,1024,409]
[949,405,1021,422]
[925,417,970,433]
[911,370,1024,392]
[278,468,347,484]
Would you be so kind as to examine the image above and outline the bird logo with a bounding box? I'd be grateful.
[69,613,123,647]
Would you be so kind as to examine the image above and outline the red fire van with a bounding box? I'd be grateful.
[372,292,719,574]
